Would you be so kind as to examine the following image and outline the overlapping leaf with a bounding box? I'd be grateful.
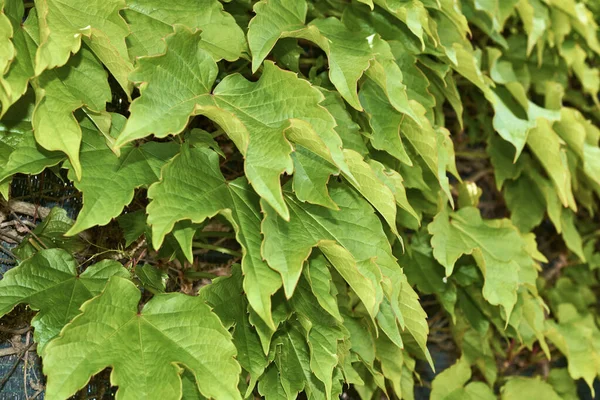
[146,145,282,329]
[0,249,128,351]
[114,26,218,148]
[33,0,133,93]
[123,0,246,61]
[66,114,178,235]
[43,276,242,400]
[192,61,352,220]
[199,265,267,395]
[32,46,111,179]
[262,182,431,361]
[429,206,539,319]
[0,2,37,115]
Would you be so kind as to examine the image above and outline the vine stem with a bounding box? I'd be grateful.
[192,242,242,257]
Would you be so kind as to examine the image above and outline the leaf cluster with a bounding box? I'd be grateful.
[0,0,599,399]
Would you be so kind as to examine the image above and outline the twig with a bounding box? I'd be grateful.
[0,341,35,392]
[5,201,50,219]
[10,212,48,250]
[0,242,18,261]
[24,330,30,400]
[0,343,36,357]
[0,325,30,335]
[192,242,242,258]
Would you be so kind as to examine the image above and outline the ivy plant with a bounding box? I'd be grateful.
[0,0,599,398]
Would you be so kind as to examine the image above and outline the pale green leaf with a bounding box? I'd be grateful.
[123,0,246,61]
[526,118,576,209]
[248,0,372,110]
[32,46,111,179]
[429,207,536,319]
[546,305,600,392]
[114,26,218,148]
[430,357,471,400]
[501,377,561,400]
[0,2,37,116]
[0,0,14,76]
[487,88,560,160]
[33,0,133,93]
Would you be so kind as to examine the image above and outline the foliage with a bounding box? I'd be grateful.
[0,0,599,398]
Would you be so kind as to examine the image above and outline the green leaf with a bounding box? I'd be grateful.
[360,81,454,204]
[248,0,371,110]
[548,368,579,400]
[501,377,561,400]
[487,88,560,160]
[400,232,457,319]
[134,264,167,293]
[291,277,347,399]
[269,325,329,399]
[258,365,289,400]
[193,61,351,220]
[261,184,386,306]
[33,0,133,93]
[261,182,429,353]
[429,207,536,319]
[291,146,339,210]
[43,276,242,400]
[66,115,178,235]
[398,273,433,367]
[117,210,147,247]
[318,88,368,156]
[304,254,343,322]
[343,149,400,236]
[13,207,85,259]
[32,46,111,179]
[375,334,414,399]
[186,128,225,158]
[526,118,576,209]
[123,0,246,61]
[146,145,282,329]
[0,2,37,115]
[504,175,545,232]
[431,357,496,400]
[114,26,218,148]
[0,249,129,351]
[368,158,420,226]
[0,0,14,76]
[0,103,65,183]
[199,265,267,395]
[373,0,435,49]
